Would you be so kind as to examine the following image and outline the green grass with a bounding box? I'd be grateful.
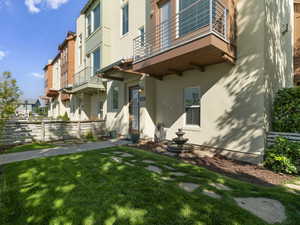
[0,143,56,154]
[0,146,299,225]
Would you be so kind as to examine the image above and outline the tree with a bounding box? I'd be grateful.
[0,72,21,134]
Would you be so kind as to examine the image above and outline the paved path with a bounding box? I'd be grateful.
[0,139,130,165]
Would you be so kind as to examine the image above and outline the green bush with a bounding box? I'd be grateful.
[264,137,300,174]
[272,87,300,133]
[84,132,97,142]
[61,112,70,121]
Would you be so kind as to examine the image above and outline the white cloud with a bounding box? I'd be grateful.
[31,72,44,79]
[0,50,6,61]
[25,0,69,13]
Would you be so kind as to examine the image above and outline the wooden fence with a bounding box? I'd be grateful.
[266,132,300,146]
[0,120,106,145]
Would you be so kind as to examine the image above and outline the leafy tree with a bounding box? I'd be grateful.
[0,72,21,134]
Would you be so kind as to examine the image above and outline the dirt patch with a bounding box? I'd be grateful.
[130,141,295,187]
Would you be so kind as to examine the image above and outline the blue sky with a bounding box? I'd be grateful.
[0,0,86,99]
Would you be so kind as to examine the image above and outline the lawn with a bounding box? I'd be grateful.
[0,143,56,154]
[0,146,299,225]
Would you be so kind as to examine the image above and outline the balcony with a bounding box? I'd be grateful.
[46,88,59,98]
[133,0,235,77]
[72,67,105,94]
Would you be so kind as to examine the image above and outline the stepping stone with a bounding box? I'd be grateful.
[124,162,134,167]
[202,189,221,199]
[120,153,133,157]
[113,151,123,154]
[146,165,162,174]
[162,152,177,157]
[164,165,175,170]
[234,198,286,224]
[142,160,156,164]
[285,183,300,191]
[295,181,300,185]
[111,157,122,163]
[210,183,232,191]
[170,172,186,176]
[178,182,200,192]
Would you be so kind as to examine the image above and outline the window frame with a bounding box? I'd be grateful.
[121,3,129,36]
[86,3,101,38]
[112,85,120,111]
[183,86,201,128]
[92,47,101,76]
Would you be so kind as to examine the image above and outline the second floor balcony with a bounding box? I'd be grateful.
[72,66,105,94]
[133,0,235,78]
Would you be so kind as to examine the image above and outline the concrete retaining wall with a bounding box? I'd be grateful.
[0,120,106,145]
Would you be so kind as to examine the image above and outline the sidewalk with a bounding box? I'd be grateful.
[0,139,130,165]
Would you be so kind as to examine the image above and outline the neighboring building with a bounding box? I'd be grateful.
[16,99,41,117]
[44,32,76,119]
[294,0,300,85]
[43,0,296,164]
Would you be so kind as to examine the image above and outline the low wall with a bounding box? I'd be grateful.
[267,131,300,146]
[0,120,106,145]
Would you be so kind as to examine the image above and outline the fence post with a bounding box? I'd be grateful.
[42,121,45,142]
[77,121,81,139]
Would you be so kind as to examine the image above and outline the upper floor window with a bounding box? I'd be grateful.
[93,4,101,31]
[122,3,129,35]
[86,3,101,37]
[92,48,101,75]
[139,26,145,46]
[178,0,210,37]
[184,87,201,126]
[78,34,83,66]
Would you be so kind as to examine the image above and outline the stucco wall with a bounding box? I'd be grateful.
[264,0,294,130]
[151,0,269,163]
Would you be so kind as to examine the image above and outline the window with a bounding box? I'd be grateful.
[98,101,104,119]
[184,87,201,126]
[78,34,82,66]
[86,3,101,37]
[178,0,210,37]
[139,26,145,46]
[92,48,101,75]
[93,4,101,31]
[122,3,129,35]
[112,86,119,110]
[87,13,92,36]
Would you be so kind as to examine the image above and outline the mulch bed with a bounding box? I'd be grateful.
[130,141,296,187]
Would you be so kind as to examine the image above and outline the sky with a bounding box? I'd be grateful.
[0,0,86,100]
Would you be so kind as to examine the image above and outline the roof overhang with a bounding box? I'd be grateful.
[97,59,144,81]
[46,89,59,97]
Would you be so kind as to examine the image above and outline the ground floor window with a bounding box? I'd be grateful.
[184,87,201,126]
[112,85,119,111]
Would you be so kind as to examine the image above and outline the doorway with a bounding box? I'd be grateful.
[129,86,140,135]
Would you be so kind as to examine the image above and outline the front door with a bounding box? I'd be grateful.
[129,86,140,135]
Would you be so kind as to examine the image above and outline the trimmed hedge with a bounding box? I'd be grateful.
[272,87,300,133]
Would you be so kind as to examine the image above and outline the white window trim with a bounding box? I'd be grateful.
[183,86,201,129]
[86,3,102,38]
[120,2,129,37]
[111,85,120,111]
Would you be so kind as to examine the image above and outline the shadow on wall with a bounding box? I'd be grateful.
[202,0,291,157]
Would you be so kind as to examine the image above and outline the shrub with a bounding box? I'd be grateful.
[264,137,300,174]
[84,132,97,142]
[272,87,300,133]
[61,112,70,121]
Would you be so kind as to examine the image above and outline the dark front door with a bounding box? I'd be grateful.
[129,86,140,135]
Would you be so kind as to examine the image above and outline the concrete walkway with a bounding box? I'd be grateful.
[0,139,130,165]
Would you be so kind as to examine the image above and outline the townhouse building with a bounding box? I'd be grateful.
[44,0,297,164]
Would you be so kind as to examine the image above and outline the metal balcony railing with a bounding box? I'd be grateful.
[74,66,102,87]
[133,0,228,63]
